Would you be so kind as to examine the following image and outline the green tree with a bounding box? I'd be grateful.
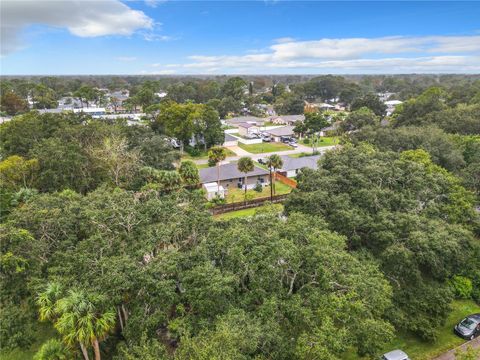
[0,155,39,190]
[340,107,379,132]
[179,161,200,187]
[0,91,29,115]
[208,147,227,193]
[266,154,283,196]
[34,338,70,360]
[351,93,387,117]
[237,157,254,203]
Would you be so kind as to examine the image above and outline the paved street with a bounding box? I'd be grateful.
[192,144,337,165]
[432,337,480,360]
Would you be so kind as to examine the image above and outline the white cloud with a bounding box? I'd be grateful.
[159,35,480,74]
[0,0,153,55]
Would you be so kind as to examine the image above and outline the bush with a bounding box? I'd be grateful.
[186,147,202,157]
[450,276,473,299]
[303,138,310,144]
[253,183,263,193]
[208,158,217,167]
[210,196,226,205]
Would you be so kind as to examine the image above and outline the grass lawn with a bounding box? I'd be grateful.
[225,181,292,203]
[288,152,320,158]
[214,204,284,220]
[344,299,480,360]
[181,147,236,160]
[0,323,56,360]
[300,136,338,148]
[195,163,210,169]
[238,142,293,154]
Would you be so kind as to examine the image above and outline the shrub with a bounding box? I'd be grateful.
[253,183,263,193]
[303,138,310,144]
[210,196,226,205]
[450,276,473,299]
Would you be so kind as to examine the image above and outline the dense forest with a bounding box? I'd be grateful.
[0,75,479,360]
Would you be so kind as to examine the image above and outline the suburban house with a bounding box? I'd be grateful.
[199,163,270,198]
[269,114,305,126]
[237,122,260,137]
[223,116,265,127]
[279,155,321,178]
[265,126,295,142]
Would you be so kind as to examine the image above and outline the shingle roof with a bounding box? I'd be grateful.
[271,115,305,123]
[224,133,238,142]
[237,122,256,129]
[223,116,265,124]
[266,126,295,137]
[199,163,268,184]
[280,155,321,171]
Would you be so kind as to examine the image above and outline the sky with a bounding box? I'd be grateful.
[1,0,480,75]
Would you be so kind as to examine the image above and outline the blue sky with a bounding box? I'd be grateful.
[1,1,479,75]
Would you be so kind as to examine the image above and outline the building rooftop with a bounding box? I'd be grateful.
[199,162,268,184]
[265,126,295,137]
[280,155,321,171]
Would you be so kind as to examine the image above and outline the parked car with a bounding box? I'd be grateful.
[381,350,410,360]
[288,141,298,148]
[262,136,271,142]
[257,158,267,165]
[454,313,480,340]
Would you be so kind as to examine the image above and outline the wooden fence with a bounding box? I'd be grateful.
[210,194,289,215]
[274,173,297,188]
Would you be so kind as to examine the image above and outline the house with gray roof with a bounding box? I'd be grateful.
[269,114,305,125]
[265,126,295,142]
[223,133,239,147]
[279,155,321,178]
[199,162,269,193]
[223,116,265,127]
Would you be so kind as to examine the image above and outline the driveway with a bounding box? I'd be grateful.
[432,336,480,360]
[193,144,337,165]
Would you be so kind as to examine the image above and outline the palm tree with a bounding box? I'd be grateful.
[266,154,283,196]
[237,157,254,203]
[34,338,69,360]
[37,282,63,322]
[54,290,116,360]
[208,146,227,193]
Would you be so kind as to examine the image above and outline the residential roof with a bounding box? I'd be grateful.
[384,100,403,106]
[199,163,268,184]
[265,126,295,137]
[270,114,305,123]
[223,116,265,124]
[224,133,238,142]
[237,122,256,129]
[280,155,321,172]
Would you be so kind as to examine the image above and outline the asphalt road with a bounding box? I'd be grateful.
[432,336,480,360]
[192,144,337,165]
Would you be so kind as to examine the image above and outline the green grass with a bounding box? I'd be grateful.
[344,299,480,360]
[214,204,284,220]
[300,136,338,148]
[225,181,292,204]
[0,323,56,360]
[181,147,236,160]
[238,142,293,154]
[288,152,320,158]
[195,163,210,169]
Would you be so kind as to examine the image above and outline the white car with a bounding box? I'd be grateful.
[382,350,410,360]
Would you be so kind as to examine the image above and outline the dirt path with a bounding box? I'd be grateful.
[431,337,480,360]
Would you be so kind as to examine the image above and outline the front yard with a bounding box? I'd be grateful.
[299,136,339,148]
[225,181,292,203]
[238,142,293,154]
[344,299,480,360]
[181,147,236,160]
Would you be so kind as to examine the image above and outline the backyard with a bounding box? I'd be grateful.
[344,299,480,360]
[225,181,292,203]
[214,203,284,220]
[238,142,293,154]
